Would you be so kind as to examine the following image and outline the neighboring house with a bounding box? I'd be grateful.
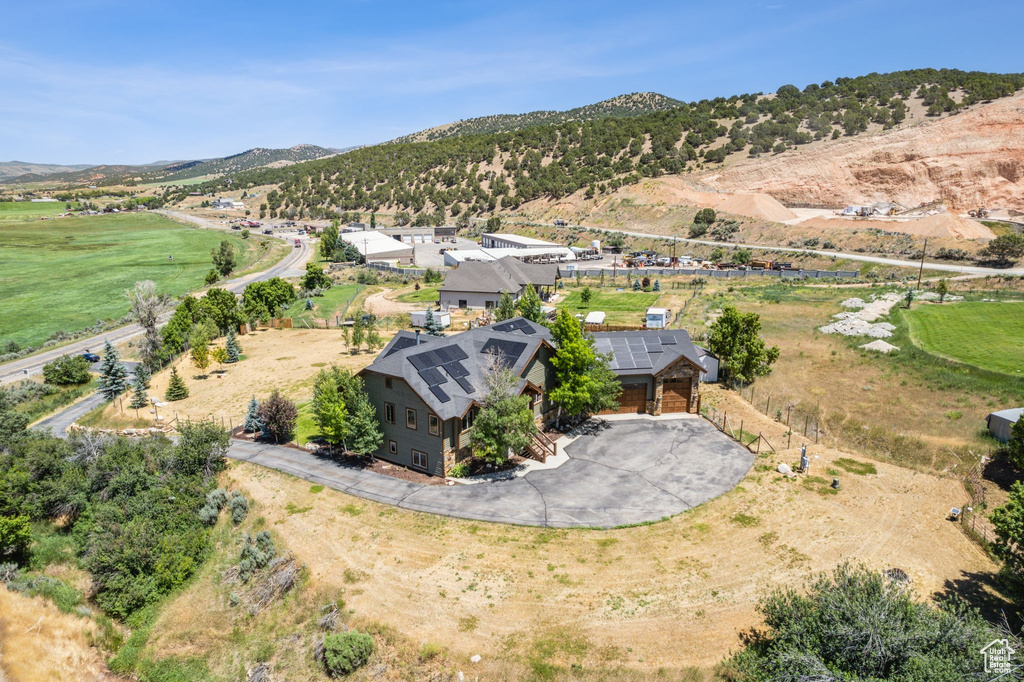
[339,229,415,264]
[439,256,558,310]
[987,408,1023,442]
[360,317,707,476]
[211,197,244,210]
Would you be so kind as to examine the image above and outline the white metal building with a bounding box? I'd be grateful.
[339,230,415,264]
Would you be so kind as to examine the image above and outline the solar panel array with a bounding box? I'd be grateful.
[594,333,677,371]
[384,335,420,357]
[408,345,474,403]
[480,339,528,368]
[492,318,536,335]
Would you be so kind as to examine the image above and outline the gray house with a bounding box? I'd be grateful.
[988,408,1023,442]
[439,257,558,310]
[360,318,706,476]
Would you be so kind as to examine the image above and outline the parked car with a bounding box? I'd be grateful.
[81,351,100,363]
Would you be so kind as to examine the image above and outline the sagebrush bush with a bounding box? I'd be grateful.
[238,531,275,582]
[229,491,249,524]
[322,632,375,677]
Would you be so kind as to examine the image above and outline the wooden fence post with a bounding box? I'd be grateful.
[766,395,771,416]
[804,416,809,437]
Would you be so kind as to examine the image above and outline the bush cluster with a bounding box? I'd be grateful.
[322,632,375,677]
[238,531,275,582]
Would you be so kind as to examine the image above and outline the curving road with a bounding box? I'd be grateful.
[1,233,313,385]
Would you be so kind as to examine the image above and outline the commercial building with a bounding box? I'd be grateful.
[338,230,415,264]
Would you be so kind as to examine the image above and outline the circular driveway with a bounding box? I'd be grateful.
[227,417,755,528]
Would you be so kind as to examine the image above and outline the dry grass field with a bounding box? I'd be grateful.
[136,385,997,680]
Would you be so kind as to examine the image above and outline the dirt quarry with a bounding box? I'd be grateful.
[701,93,1024,212]
[713,192,798,222]
[797,211,995,240]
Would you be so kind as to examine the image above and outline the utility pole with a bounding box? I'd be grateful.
[916,238,928,291]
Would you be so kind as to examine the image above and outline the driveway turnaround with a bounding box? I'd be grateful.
[227,417,754,528]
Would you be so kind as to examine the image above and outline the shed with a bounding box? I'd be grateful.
[695,346,719,383]
[410,310,450,329]
[645,308,669,329]
[987,408,1023,443]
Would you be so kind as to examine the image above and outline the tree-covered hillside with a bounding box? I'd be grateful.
[177,69,1024,223]
[391,92,685,143]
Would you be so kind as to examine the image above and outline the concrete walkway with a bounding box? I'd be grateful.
[227,416,754,528]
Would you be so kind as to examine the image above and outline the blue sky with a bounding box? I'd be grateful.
[1,0,1021,164]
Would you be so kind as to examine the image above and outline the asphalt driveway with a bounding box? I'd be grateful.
[228,417,754,528]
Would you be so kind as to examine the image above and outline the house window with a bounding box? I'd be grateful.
[461,406,479,432]
[428,414,440,436]
[485,300,495,309]
[458,299,467,308]
[385,377,393,390]
[412,450,428,469]
[406,408,417,430]
[384,403,395,424]
[388,440,397,455]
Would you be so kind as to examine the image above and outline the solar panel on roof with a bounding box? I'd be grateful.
[408,352,431,370]
[454,376,475,394]
[418,367,447,386]
[660,335,677,345]
[441,361,469,378]
[434,346,453,363]
[429,385,451,403]
[449,346,468,361]
[384,336,418,357]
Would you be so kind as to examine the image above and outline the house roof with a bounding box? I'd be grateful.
[592,329,705,377]
[439,257,558,294]
[363,317,552,420]
[989,408,1023,423]
[339,230,413,256]
[482,233,557,247]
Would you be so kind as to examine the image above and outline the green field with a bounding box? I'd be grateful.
[0,213,261,347]
[559,288,661,324]
[0,201,76,221]
[904,301,1024,376]
[290,284,362,325]
[396,286,439,303]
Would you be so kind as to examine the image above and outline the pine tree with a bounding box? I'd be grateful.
[632,278,642,291]
[134,363,151,389]
[225,329,241,363]
[244,395,261,433]
[495,291,516,322]
[424,309,444,336]
[653,279,661,292]
[97,340,129,401]
[338,373,382,458]
[165,367,189,401]
[129,375,149,417]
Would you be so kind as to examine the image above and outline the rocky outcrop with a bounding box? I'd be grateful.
[702,95,1024,212]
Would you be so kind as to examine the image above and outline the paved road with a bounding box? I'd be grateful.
[226,417,753,528]
[530,221,1024,276]
[0,236,312,385]
[32,362,138,435]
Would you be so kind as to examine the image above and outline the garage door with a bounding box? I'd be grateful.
[600,383,646,415]
[662,378,691,413]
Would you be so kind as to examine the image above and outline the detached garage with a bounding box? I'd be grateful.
[593,330,706,416]
[988,408,1023,443]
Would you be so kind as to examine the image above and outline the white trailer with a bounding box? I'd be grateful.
[410,310,451,329]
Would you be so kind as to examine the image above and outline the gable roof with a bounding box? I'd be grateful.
[593,329,706,377]
[363,317,552,420]
[439,257,558,295]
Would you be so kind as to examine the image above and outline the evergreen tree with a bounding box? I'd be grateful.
[495,291,516,322]
[653,279,661,292]
[311,370,348,451]
[632,278,642,291]
[134,363,151,389]
[243,395,261,433]
[424,309,444,336]
[97,340,129,401]
[225,329,241,363]
[165,367,189,401]
[339,373,383,458]
[515,285,544,323]
[129,375,149,417]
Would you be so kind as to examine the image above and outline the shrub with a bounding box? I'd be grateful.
[322,632,375,677]
[0,515,32,564]
[448,462,470,478]
[238,531,275,582]
[229,491,249,525]
[42,355,92,386]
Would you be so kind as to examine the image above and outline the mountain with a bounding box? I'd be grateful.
[0,145,343,187]
[183,69,1024,222]
[391,92,685,143]
[0,160,96,181]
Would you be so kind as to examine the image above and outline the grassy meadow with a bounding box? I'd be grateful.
[559,288,661,324]
[0,213,261,347]
[0,200,76,221]
[290,284,363,326]
[904,301,1024,376]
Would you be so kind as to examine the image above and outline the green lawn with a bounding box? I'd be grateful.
[0,201,77,221]
[0,213,260,347]
[559,288,661,324]
[396,286,439,303]
[904,301,1024,376]
[290,284,363,325]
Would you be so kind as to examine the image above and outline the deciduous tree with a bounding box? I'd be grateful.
[256,390,298,444]
[470,352,537,462]
[548,309,621,422]
[707,306,779,385]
